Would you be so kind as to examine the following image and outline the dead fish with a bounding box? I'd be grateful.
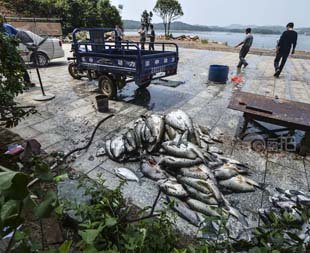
[184,184,218,205]
[161,141,201,160]
[159,156,202,168]
[177,176,222,202]
[208,146,224,154]
[214,154,250,171]
[187,199,222,217]
[124,129,137,152]
[214,163,245,180]
[219,175,260,193]
[146,115,165,152]
[141,159,167,181]
[105,139,114,159]
[115,168,139,182]
[165,124,177,141]
[297,195,310,206]
[298,223,310,244]
[180,164,209,180]
[165,110,194,133]
[110,135,126,160]
[158,179,188,198]
[134,120,144,148]
[272,200,296,210]
[167,196,204,227]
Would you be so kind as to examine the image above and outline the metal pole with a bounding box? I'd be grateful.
[35,52,46,96]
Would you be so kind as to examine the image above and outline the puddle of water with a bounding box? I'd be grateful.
[118,83,193,112]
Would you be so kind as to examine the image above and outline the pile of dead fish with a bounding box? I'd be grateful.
[259,188,310,244]
[98,110,261,229]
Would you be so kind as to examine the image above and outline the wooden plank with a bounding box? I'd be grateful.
[228,91,310,131]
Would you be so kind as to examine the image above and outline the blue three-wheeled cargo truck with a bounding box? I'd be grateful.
[68,28,179,98]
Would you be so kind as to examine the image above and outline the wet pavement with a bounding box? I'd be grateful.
[11,44,310,235]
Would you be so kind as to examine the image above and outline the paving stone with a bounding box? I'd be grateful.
[34,132,65,149]
[267,152,305,172]
[264,161,308,192]
[10,126,41,140]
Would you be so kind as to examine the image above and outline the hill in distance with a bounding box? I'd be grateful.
[123,20,310,35]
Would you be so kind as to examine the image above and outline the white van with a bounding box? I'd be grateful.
[17,29,65,67]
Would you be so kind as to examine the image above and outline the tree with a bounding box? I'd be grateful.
[153,0,183,37]
[0,33,36,127]
[2,0,123,35]
[140,10,153,32]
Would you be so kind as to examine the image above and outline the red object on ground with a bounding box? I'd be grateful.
[231,75,244,84]
[5,145,24,155]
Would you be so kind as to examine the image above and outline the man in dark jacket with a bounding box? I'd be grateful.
[149,24,155,51]
[274,22,298,78]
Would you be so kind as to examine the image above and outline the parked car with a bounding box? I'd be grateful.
[17,29,65,67]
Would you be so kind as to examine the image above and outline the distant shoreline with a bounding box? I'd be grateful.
[125,35,310,59]
[123,20,310,36]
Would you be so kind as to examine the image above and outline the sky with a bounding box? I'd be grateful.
[110,0,309,27]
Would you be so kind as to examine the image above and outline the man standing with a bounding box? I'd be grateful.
[149,24,155,51]
[235,28,253,69]
[274,22,297,78]
[138,25,146,50]
[115,24,123,48]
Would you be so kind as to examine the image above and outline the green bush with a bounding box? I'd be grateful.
[0,33,36,128]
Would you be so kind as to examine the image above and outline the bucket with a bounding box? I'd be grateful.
[208,65,229,84]
[96,95,109,112]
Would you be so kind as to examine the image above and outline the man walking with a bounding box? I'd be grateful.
[149,24,155,51]
[274,22,297,78]
[235,28,253,69]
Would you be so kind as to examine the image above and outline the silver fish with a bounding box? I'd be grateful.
[124,129,137,152]
[158,179,188,198]
[214,164,241,180]
[105,139,114,159]
[167,196,204,227]
[165,124,177,141]
[134,120,144,148]
[208,146,224,154]
[180,164,209,180]
[297,195,310,206]
[184,184,218,205]
[141,159,167,181]
[110,135,126,160]
[146,115,165,152]
[187,199,222,217]
[165,110,194,132]
[219,175,260,193]
[177,176,222,202]
[161,141,199,160]
[214,154,250,172]
[115,167,139,182]
[159,156,202,168]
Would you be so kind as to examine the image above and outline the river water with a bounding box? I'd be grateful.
[125,29,310,51]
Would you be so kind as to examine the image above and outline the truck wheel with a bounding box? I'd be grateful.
[98,75,117,99]
[68,62,82,80]
[139,80,152,88]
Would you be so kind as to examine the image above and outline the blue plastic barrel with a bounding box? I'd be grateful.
[208,65,229,84]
